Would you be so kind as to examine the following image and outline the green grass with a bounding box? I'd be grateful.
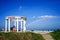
[0,32,45,40]
[50,29,60,40]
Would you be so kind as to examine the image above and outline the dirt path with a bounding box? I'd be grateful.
[33,31,54,40]
[41,33,54,40]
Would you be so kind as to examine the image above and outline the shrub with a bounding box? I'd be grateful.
[0,32,45,40]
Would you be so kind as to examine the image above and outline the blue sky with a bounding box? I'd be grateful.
[0,0,60,30]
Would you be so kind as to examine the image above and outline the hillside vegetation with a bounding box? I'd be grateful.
[0,32,45,40]
[50,29,60,40]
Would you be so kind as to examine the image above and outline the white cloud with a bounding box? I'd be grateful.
[20,6,22,9]
[19,6,22,10]
[38,15,57,18]
[30,15,58,19]
[32,16,36,18]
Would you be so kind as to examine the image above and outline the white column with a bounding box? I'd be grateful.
[17,18,18,32]
[8,19,10,32]
[23,20,26,32]
[21,21,22,31]
[5,19,7,32]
